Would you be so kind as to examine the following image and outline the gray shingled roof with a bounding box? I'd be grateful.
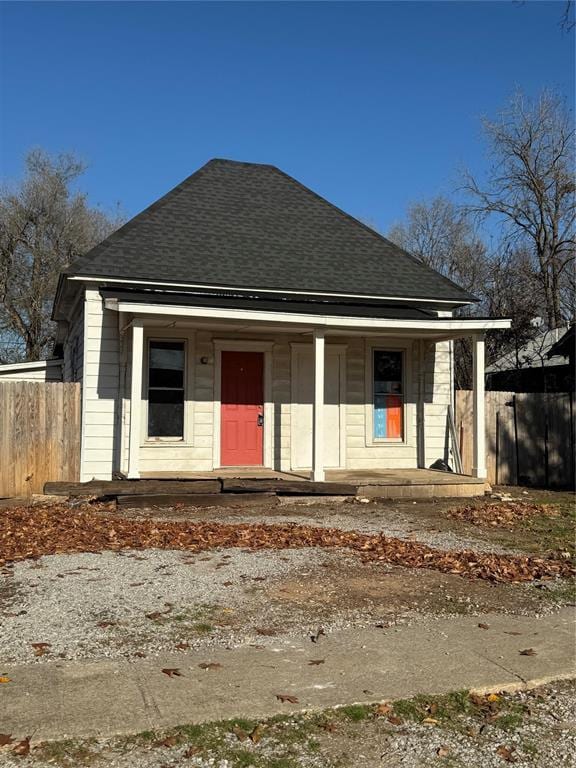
[65,159,476,303]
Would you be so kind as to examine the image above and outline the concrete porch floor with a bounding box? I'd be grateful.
[139,468,489,499]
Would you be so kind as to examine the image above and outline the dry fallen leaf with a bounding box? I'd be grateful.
[0,734,14,746]
[478,623,490,630]
[175,642,190,651]
[232,725,247,741]
[422,717,439,725]
[496,744,516,762]
[255,627,276,636]
[519,648,537,656]
[153,735,179,748]
[375,703,392,716]
[31,642,51,657]
[321,720,337,732]
[388,715,403,726]
[161,668,183,678]
[276,693,299,704]
[198,662,222,671]
[11,737,30,756]
[249,724,265,744]
[0,676,10,684]
[308,659,325,666]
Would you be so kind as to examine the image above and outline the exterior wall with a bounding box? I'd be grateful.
[115,327,453,477]
[62,300,85,384]
[80,288,121,481]
[74,301,455,480]
[422,339,452,467]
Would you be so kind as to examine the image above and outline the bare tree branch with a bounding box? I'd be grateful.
[0,148,123,362]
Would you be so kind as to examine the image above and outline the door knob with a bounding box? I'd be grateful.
[257,414,264,427]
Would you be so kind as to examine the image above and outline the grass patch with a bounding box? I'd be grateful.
[337,704,372,722]
[491,491,575,557]
[392,689,528,733]
[29,739,98,767]
[20,687,540,766]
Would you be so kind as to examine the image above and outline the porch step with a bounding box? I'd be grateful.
[44,480,222,497]
[116,492,278,509]
[221,478,358,496]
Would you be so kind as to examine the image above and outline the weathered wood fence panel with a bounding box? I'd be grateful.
[0,382,80,497]
[456,390,575,488]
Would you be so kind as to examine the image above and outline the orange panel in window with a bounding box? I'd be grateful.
[386,395,403,439]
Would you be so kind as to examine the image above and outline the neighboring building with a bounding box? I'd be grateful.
[486,324,574,393]
[0,358,63,382]
[50,159,509,482]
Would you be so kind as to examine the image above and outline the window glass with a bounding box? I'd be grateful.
[148,341,185,438]
[373,350,403,439]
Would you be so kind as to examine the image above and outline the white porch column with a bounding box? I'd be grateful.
[128,319,144,479]
[312,328,325,482]
[472,334,487,479]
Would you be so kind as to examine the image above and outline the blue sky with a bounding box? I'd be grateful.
[0,1,574,232]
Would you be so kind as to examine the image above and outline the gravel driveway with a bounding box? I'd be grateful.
[1,542,568,666]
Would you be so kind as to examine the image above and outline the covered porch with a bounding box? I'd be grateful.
[98,292,510,489]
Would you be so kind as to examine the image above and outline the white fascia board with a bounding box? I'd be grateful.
[105,298,511,333]
[69,274,471,306]
[0,359,63,373]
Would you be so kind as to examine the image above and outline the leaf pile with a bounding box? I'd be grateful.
[447,501,558,529]
[0,503,573,582]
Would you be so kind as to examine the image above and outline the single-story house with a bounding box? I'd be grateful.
[48,159,509,485]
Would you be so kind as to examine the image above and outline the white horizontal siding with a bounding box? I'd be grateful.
[80,289,120,481]
[76,302,457,479]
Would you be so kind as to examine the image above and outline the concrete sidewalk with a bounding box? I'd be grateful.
[2,608,574,742]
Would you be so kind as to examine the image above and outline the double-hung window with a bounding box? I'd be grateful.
[147,340,185,439]
[373,349,404,440]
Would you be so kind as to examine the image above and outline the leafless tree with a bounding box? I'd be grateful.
[463,90,575,330]
[0,149,122,362]
[388,197,493,388]
[388,196,489,297]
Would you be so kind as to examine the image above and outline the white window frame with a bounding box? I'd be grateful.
[364,340,411,447]
[141,329,195,446]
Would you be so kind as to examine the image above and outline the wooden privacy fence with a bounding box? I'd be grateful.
[456,390,575,488]
[0,382,81,497]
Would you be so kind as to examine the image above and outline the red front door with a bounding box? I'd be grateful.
[220,351,264,466]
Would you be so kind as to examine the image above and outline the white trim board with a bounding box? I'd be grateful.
[104,299,511,335]
[0,359,63,373]
[71,275,472,305]
[212,340,274,471]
